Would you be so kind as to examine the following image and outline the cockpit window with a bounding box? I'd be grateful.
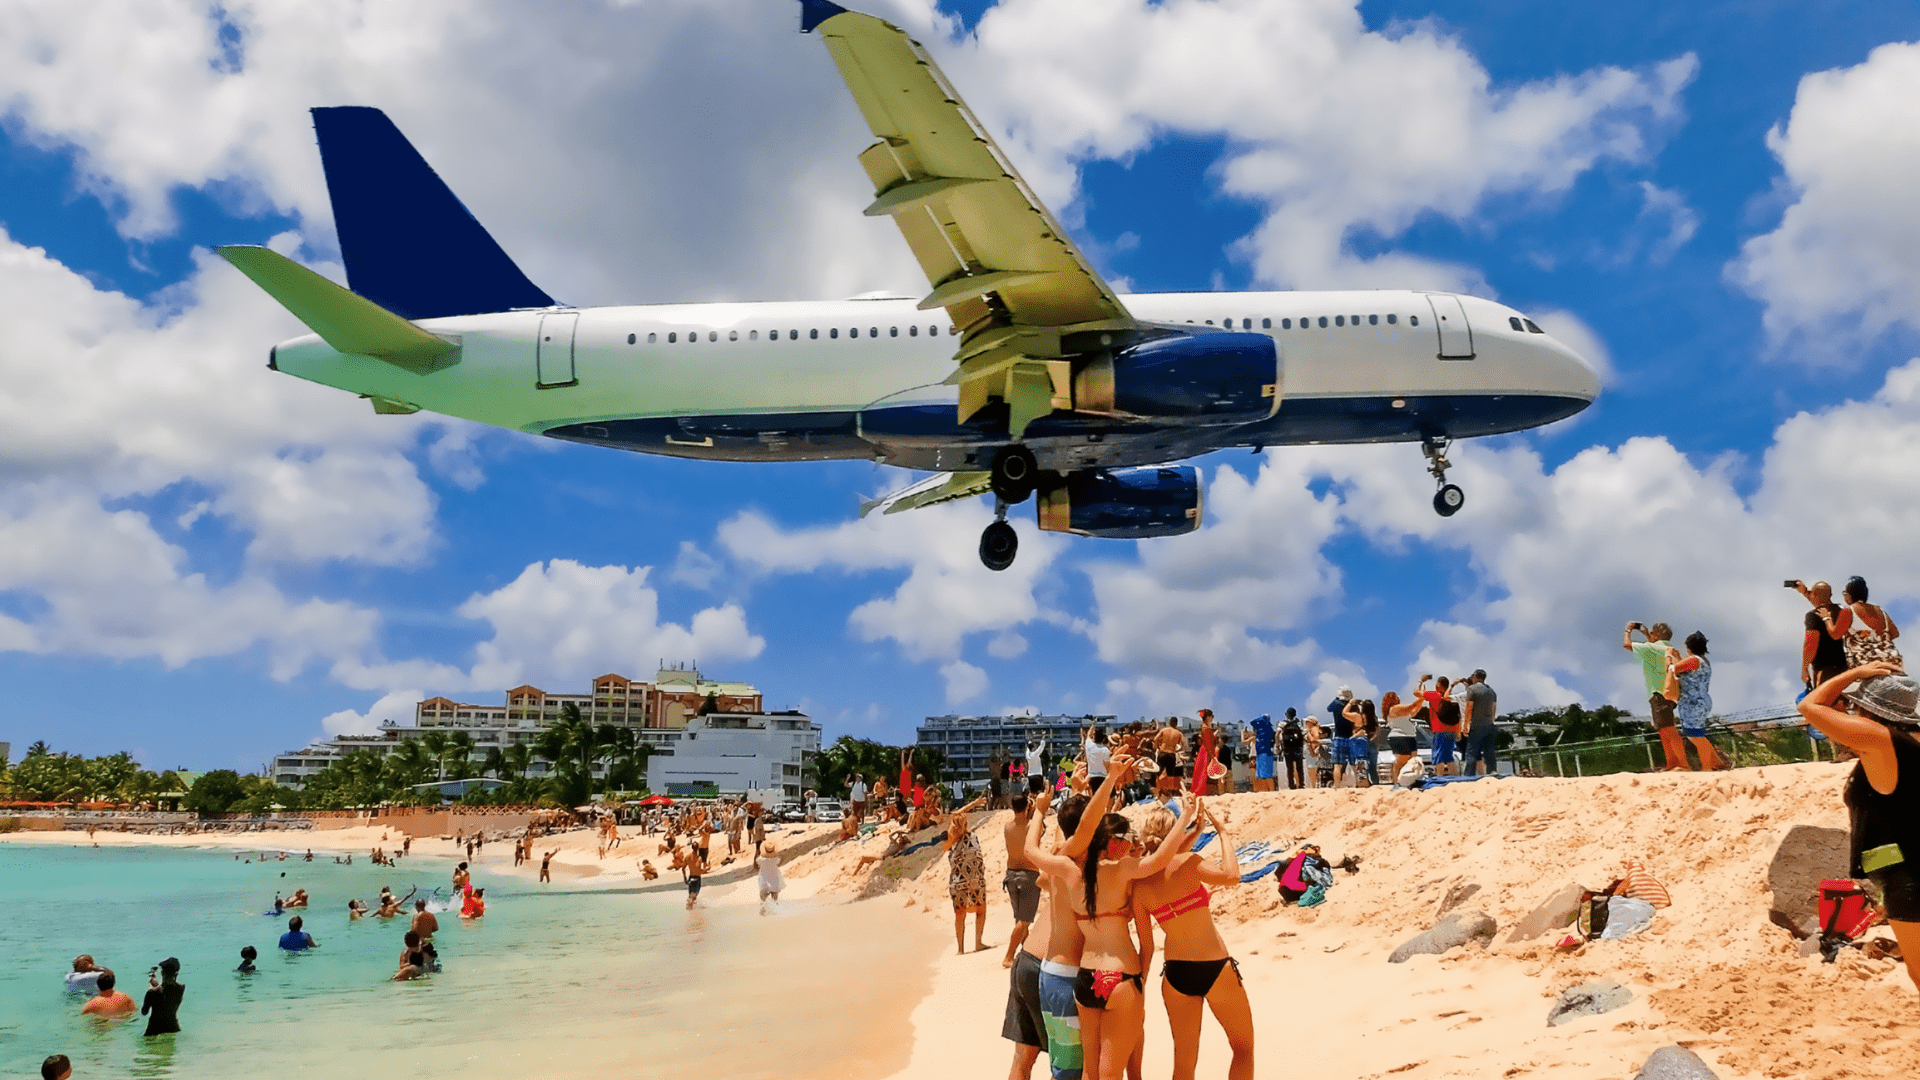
[1524,319,1544,334]
[1509,317,1524,331]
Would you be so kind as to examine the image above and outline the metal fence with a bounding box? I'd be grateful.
[1507,703,1838,778]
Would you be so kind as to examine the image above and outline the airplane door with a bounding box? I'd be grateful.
[536,311,579,387]
[1425,295,1474,359]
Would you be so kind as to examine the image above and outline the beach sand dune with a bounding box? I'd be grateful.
[781,763,1919,1080]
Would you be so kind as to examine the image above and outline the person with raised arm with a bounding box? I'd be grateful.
[1029,764,1198,1080]
[1133,804,1252,1080]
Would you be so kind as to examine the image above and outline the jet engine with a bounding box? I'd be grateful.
[1036,466,1203,538]
[1072,332,1278,425]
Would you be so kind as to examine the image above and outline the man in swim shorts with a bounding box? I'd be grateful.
[80,970,137,1017]
[1002,793,1042,969]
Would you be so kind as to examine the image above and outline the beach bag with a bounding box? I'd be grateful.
[1576,881,1622,940]
[1819,879,1878,942]
[1395,757,1428,788]
[1661,663,1681,703]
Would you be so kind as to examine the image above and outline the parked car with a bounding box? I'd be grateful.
[771,801,805,822]
[810,799,844,822]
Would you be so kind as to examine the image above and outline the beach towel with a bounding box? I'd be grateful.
[1239,861,1281,883]
[1417,774,1488,788]
[1599,896,1656,939]
[1618,859,1671,908]
[1192,831,1216,852]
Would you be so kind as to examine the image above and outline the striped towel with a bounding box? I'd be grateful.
[1619,859,1672,908]
[1192,831,1216,851]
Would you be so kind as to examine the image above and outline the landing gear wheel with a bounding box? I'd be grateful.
[979,520,1018,571]
[989,446,1038,504]
[1433,484,1464,517]
[1421,436,1463,518]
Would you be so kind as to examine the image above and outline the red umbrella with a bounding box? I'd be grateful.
[635,795,674,807]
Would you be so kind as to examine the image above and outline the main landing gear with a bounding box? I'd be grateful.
[1424,436,1464,518]
[979,446,1038,571]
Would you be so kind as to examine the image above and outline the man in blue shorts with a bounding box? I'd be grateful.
[1248,713,1276,792]
[1422,674,1460,776]
[1327,687,1356,785]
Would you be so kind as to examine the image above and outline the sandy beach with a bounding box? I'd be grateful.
[12,764,1917,1079]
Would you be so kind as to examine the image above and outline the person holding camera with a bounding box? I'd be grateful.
[139,958,183,1037]
[1624,621,1687,770]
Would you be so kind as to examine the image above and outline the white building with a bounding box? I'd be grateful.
[646,711,821,800]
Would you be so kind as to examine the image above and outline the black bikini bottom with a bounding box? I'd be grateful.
[1162,957,1240,998]
[1073,967,1144,1010]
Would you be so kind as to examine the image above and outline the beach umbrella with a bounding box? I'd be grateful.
[636,795,673,807]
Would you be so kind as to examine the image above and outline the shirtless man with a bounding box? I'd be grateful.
[1153,718,1188,800]
[80,970,137,1017]
[1001,792,1042,969]
[410,899,440,966]
[1025,762,1135,1080]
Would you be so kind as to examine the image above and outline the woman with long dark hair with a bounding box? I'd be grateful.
[1028,790,1198,1080]
[1799,660,1920,990]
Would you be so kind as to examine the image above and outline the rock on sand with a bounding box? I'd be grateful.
[1507,881,1585,943]
[1388,909,1496,963]
[1547,978,1634,1026]
[1633,1045,1722,1079]
[1766,824,1848,937]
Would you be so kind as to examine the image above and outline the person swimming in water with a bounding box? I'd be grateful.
[284,888,309,908]
[236,946,256,973]
[460,886,486,919]
[80,969,137,1018]
[393,931,429,981]
[268,894,284,914]
[348,899,368,920]
[65,955,105,989]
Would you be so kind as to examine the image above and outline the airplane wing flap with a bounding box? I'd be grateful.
[859,470,992,517]
[814,7,1130,335]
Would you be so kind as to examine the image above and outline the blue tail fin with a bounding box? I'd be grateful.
[311,106,555,319]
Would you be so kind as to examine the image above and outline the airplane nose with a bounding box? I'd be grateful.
[1543,334,1602,404]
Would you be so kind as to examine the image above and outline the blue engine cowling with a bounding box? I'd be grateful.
[1036,466,1203,538]
[1073,331,1278,424]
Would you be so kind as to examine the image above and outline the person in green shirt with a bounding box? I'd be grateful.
[1624,621,1687,770]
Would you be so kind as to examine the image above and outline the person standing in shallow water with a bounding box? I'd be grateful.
[141,958,184,1037]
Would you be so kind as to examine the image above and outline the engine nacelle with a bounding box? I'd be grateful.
[1073,332,1278,425]
[1036,466,1204,539]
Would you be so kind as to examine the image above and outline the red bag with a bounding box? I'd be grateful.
[1818,879,1878,941]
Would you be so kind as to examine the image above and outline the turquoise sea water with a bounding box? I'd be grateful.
[0,841,922,1079]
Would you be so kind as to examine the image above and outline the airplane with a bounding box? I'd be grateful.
[218,0,1599,571]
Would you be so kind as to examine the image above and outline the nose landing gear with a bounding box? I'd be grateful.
[1423,437,1464,517]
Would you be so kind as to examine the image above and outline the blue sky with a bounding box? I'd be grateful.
[3,0,1920,774]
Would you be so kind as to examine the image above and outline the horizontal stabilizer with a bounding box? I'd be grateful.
[217,246,458,374]
[311,106,555,320]
[860,471,991,517]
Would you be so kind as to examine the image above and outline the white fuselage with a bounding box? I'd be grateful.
[270,289,1599,472]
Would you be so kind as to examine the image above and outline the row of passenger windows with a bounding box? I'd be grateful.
[1202,314,1415,329]
[617,312,1472,345]
[626,325,959,345]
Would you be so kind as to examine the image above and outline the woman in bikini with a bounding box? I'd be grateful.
[1132,805,1252,1080]
[1029,786,1199,1080]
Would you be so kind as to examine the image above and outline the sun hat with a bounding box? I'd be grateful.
[1845,674,1920,727]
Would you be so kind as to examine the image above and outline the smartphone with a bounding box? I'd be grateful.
[1784,579,1800,589]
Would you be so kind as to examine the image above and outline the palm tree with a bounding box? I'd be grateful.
[418,730,450,781]
[445,731,476,778]
[480,747,509,781]
[503,743,533,781]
